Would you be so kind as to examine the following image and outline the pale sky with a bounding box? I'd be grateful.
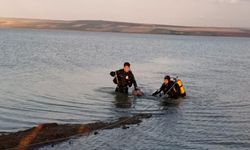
[0,0,250,27]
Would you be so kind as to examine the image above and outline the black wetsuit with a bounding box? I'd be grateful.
[110,69,137,94]
[153,80,182,98]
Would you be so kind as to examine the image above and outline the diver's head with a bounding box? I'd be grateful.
[123,62,131,73]
[164,75,170,84]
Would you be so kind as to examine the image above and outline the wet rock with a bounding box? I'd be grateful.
[122,125,129,129]
[0,113,152,150]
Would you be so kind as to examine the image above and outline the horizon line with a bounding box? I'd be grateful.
[1,16,249,29]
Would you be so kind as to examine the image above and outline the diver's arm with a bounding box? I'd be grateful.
[152,84,164,96]
[110,70,121,85]
[131,73,138,89]
[133,79,138,89]
[110,69,122,76]
[152,89,161,96]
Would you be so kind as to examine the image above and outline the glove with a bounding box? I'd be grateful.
[152,90,159,96]
[152,92,157,96]
[110,71,115,77]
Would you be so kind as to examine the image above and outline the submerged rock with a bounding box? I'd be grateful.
[0,113,152,150]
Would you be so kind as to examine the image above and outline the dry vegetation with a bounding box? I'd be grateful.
[1,17,250,37]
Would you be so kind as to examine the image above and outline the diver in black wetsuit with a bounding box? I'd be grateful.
[152,75,184,98]
[110,62,139,94]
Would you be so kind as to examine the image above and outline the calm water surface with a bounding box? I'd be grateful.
[0,28,250,150]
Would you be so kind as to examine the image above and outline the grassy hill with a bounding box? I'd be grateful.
[0,17,249,37]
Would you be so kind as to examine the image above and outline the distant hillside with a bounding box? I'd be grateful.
[0,17,250,37]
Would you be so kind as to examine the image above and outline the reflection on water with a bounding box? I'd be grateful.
[113,93,133,108]
[160,97,182,107]
[1,28,250,150]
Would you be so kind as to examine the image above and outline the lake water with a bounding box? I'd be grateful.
[0,28,250,150]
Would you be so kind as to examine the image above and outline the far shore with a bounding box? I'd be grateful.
[0,17,250,37]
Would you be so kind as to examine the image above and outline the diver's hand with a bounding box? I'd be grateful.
[152,92,157,96]
[133,87,144,96]
[110,71,115,77]
[152,91,159,96]
[134,87,140,91]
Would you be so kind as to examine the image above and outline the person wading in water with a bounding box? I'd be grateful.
[152,75,186,98]
[110,62,142,95]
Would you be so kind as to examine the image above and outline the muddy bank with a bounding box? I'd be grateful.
[0,113,152,150]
